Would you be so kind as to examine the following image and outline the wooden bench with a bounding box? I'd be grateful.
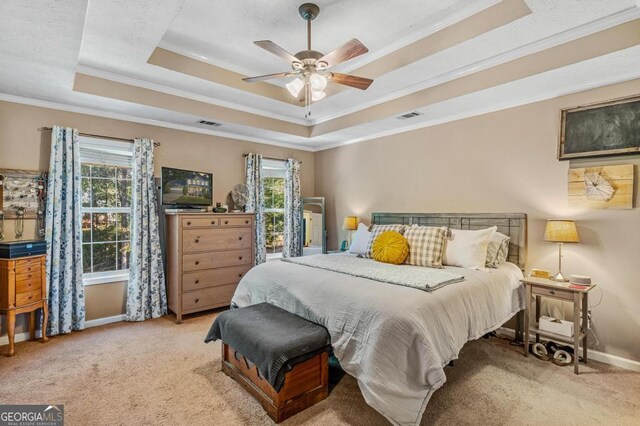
[207,303,330,423]
[222,343,328,422]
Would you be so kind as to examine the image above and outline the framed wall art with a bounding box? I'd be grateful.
[558,94,640,160]
[568,164,634,209]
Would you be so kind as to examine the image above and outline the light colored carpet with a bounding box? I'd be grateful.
[1,311,639,425]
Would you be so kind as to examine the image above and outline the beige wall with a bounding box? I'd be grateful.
[0,100,314,337]
[315,79,640,362]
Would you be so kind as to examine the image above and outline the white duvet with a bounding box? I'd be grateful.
[232,257,525,425]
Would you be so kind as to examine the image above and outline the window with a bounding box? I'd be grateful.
[79,137,133,283]
[262,159,286,259]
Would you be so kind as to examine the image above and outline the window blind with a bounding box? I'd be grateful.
[78,137,133,167]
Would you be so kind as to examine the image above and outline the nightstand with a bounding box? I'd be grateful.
[521,276,595,374]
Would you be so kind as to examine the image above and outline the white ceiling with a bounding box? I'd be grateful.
[1,0,639,151]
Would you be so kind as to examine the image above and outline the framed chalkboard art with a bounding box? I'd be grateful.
[558,95,640,160]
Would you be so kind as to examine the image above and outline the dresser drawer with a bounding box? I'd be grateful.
[16,289,41,307]
[16,258,41,275]
[183,265,251,292]
[182,249,252,272]
[532,286,573,301]
[182,228,252,253]
[16,268,41,283]
[182,217,219,228]
[220,216,253,227]
[182,283,237,312]
[16,276,41,294]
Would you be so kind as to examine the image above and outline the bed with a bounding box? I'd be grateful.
[231,213,527,425]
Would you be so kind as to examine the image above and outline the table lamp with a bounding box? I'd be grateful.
[544,219,579,282]
[342,216,359,248]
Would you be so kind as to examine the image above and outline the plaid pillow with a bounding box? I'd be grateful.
[404,226,450,268]
[365,224,406,258]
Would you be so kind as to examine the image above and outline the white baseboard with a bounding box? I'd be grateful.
[0,314,126,347]
[497,327,640,373]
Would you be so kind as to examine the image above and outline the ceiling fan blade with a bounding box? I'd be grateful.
[242,72,294,83]
[254,40,301,64]
[330,73,373,90]
[317,38,368,68]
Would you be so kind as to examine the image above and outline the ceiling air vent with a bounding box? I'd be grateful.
[396,111,423,120]
[195,119,222,127]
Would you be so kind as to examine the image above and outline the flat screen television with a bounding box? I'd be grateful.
[161,167,213,207]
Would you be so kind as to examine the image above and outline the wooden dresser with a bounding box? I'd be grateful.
[0,254,48,356]
[166,213,255,323]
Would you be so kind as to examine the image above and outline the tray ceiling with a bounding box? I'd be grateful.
[1,0,640,151]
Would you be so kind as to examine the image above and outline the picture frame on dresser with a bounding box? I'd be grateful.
[165,212,255,323]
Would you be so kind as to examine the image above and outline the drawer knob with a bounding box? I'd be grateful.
[238,273,243,277]
[187,221,192,225]
[549,290,555,295]
[195,298,200,303]
[28,267,32,272]
[195,279,200,284]
[245,220,249,224]
[239,256,243,260]
[195,238,200,243]
[195,260,200,265]
[225,220,229,224]
[211,220,216,225]
[238,236,243,241]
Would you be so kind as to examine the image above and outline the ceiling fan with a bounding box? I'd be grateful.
[243,3,373,118]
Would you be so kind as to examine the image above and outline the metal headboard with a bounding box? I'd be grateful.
[371,212,528,270]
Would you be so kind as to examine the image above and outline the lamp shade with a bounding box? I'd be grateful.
[342,216,359,231]
[544,219,579,243]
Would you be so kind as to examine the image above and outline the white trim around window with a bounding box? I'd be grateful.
[83,270,129,286]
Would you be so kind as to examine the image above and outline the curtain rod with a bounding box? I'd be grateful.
[242,153,302,164]
[38,127,161,147]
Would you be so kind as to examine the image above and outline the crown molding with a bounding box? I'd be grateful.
[0,93,315,152]
[75,65,309,126]
[310,5,640,125]
[312,70,640,151]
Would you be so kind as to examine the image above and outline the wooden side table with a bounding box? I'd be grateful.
[0,254,49,356]
[521,276,595,374]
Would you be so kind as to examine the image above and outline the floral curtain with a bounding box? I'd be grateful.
[126,138,167,321]
[45,126,85,336]
[245,153,266,264]
[283,158,302,258]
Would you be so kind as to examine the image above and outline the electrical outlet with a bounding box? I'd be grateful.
[580,309,593,330]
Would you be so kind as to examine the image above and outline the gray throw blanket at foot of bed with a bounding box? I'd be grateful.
[204,302,331,391]
[283,254,465,291]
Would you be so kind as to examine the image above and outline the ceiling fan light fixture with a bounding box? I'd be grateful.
[309,73,328,91]
[286,77,305,97]
[311,89,326,102]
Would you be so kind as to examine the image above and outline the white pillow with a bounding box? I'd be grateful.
[443,226,497,269]
[349,223,371,255]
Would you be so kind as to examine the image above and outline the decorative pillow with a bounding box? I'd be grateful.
[349,223,371,255]
[372,231,409,265]
[365,224,406,258]
[485,232,510,268]
[443,226,497,269]
[403,226,449,268]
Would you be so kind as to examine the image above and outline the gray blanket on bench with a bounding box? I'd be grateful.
[205,303,330,392]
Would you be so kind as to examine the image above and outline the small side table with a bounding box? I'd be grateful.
[521,276,595,374]
[0,255,49,356]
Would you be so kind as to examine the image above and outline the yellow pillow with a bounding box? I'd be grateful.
[372,231,409,265]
